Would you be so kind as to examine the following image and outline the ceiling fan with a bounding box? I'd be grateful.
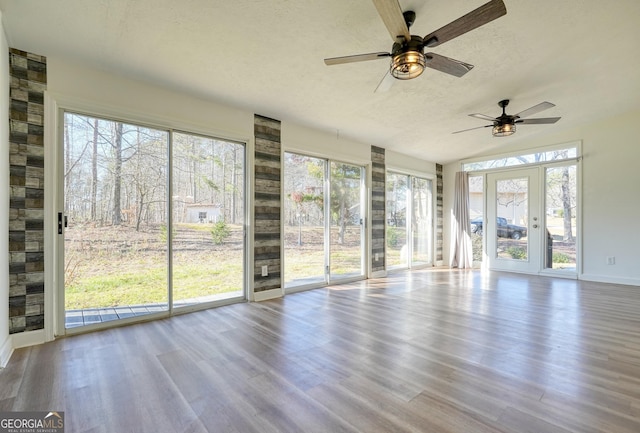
[324,0,507,91]
[453,99,561,137]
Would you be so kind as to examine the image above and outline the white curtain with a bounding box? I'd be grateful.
[450,171,473,268]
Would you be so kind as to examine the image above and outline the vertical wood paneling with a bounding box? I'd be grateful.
[371,146,386,274]
[8,48,47,334]
[436,163,444,263]
[254,115,281,292]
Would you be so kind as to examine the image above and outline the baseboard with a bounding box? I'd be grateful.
[0,335,13,368]
[253,288,284,302]
[580,273,640,287]
[11,329,47,350]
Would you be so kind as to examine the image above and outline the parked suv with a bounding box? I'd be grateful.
[470,217,527,240]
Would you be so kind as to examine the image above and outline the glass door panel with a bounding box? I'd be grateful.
[544,165,577,271]
[487,169,540,273]
[411,177,433,266]
[283,153,326,288]
[172,132,245,307]
[329,161,364,280]
[386,173,408,269]
[63,113,169,329]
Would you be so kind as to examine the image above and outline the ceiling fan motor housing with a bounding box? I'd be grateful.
[390,35,426,79]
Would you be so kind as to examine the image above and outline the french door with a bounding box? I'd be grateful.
[485,164,578,275]
[58,111,246,333]
[283,153,366,290]
[486,168,541,273]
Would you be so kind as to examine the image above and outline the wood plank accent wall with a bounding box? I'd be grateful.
[8,48,47,334]
[370,146,386,274]
[253,115,282,292]
[436,163,444,263]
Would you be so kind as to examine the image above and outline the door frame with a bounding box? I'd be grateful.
[478,161,580,278]
[385,169,436,271]
[282,151,369,292]
[326,160,367,284]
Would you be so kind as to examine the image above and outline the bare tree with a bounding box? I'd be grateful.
[90,118,98,220]
[112,122,124,225]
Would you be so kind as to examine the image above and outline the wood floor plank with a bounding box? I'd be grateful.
[2,269,640,432]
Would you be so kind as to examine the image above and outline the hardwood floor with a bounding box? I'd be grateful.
[2,269,640,432]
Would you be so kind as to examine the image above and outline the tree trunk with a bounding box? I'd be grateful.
[339,196,346,245]
[136,194,144,232]
[90,118,98,220]
[231,147,237,224]
[64,118,71,215]
[191,138,197,203]
[222,150,227,220]
[561,167,574,241]
[112,122,123,225]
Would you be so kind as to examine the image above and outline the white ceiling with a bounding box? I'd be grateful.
[1,0,639,163]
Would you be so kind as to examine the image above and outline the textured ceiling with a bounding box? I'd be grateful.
[1,0,639,163]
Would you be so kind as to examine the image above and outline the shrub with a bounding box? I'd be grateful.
[471,233,483,262]
[386,227,401,248]
[506,246,527,260]
[553,252,571,263]
[159,224,176,242]
[211,220,231,245]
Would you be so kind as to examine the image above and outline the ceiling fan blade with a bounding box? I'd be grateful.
[324,52,391,65]
[374,70,395,93]
[513,101,555,119]
[423,0,507,47]
[452,124,493,134]
[371,0,411,42]
[469,113,497,121]
[516,117,561,124]
[424,53,473,77]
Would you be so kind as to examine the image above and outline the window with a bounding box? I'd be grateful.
[462,146,577,172]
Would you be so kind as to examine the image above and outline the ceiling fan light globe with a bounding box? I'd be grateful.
[492,123,516,137]
[390,51,425,80]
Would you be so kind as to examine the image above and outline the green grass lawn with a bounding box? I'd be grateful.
[65,223,244,309]
[66,222,415,309]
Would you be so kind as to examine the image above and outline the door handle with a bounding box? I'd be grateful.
[58,213,68,234]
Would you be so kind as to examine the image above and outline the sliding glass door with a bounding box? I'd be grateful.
[62,114,170,328]
[171,132,245,307]
[386,173,408,269]
[61,112,245,331]
[411,177,434,266]
[283,153,325,286]
[329,161,364,280]
[386,171,434,270]
[284,153,365,290]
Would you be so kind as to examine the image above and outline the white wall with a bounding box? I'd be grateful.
[48,58,255,143]
[386,150,437,176]
[0,13,12,367]
[282,121,371,165]
[444,109,640,286]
